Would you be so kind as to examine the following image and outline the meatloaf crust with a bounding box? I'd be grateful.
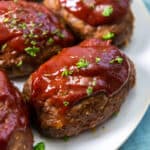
[0,0,74,78]
[44,0,134,47]
[23,50,135,138]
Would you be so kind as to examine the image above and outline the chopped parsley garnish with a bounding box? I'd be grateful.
[113,111,119,117]
[86,86,93,96]
[23,34,28,38]
[33,34,39,38]
[92,80,97,86]
[76,58,89,69]
[63,101,69,107]
[102,32,115,40]
[52,29,65,39]
[30,22,35,27]
[28,33,34,38]
[102,6,113,17]
[34,142,45,150]
[61,68,73,77]
[18,23,27,30]
[110,56,124,64]
[42,30,48,36]
[47,38,54,45]
[95,57,101,63]
[63,136,69,142]
[16,60,23,67]
[24,46,40,57]
[31,40,37,46]
[11,18,17,25]
[3,18,9,23]
[1,43,7,51]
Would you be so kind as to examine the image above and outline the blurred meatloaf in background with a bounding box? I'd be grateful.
[23,38,136,138]
[44,0,134,47]
[0,0,75,78]
[0,70,33,150]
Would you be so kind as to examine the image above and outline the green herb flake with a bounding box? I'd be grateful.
[34,142,45,150]
[16,60,23,67]
[102,32,115,40]
[47,38,54,45]
[3,18,9,23]
[76,58,89,69]
[1,43,7,51]
[24,46,40,57]
[110,56,124,64]
[113,111,119,117]
[34,34,39,38]
[42,30,48,36]
[95,57,101,63]
[30,22,35,27]
[63,136,69,142]
[29,33,34,38]
[18,23,27,30]
[31,40,37,46]
[52,29,65,39]
[61,68,73,77]
[63,101,69,107]
[102,5,113,17]
[92,80,97,86]
[86,86,93,96]
[115,56,124,64]
[23,34,27,38]
[11,18,17,25]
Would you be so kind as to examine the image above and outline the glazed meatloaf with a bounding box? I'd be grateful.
[0,0,74,77]
[23,38,136,138]
[44,0,134,47]
[0,70,33,150]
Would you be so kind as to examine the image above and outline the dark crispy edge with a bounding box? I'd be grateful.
[23,56,136,138]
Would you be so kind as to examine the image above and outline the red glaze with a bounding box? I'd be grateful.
[0,70,29,150]
[0,0,74,55]
[59,0,130,26]
[31,39,129,112]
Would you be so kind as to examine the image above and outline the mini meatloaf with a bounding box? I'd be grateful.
[0,70,33,150]
[23,38,136,138]
[0,0,74,77]
[44,0,134,47]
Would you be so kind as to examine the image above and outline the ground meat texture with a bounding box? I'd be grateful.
[23,38,136,138]
[44,0,134,47]
[0,70,33,150]
[0,0,75,78]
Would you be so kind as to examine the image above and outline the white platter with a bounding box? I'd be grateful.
[13,0,150,149]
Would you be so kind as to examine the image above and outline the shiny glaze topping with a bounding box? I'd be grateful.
[31,38,129,112]
[0,0,74,57]
[0,70,28,150]
[59,0,130,26]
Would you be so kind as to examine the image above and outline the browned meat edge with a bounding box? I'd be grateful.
[44,0,134,47]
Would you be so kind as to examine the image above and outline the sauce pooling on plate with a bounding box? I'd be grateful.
[31,39,129,112]
[59,0,130,26]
